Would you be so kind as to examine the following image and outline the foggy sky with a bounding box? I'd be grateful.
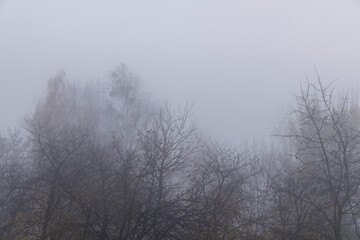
[1,0,360,142]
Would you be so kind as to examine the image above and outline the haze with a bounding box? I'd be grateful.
[1,0,360,141]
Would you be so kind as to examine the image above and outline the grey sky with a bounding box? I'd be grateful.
[1,0,360,142]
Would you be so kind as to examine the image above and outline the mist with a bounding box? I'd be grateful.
[2,0,360,141]
[1,1,360,239]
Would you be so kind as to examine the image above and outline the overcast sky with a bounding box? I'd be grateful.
[1,0,360,142]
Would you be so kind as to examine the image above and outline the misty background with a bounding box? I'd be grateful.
[1,0,360,141]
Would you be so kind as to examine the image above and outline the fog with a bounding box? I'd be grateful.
[3,2,360,239]
[1,0,360,141]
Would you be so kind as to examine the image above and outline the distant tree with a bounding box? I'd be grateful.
[107,63,153,145]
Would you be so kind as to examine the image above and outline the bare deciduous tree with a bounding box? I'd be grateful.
[277,77,360,240]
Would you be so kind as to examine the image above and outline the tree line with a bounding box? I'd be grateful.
[1,65,360,240]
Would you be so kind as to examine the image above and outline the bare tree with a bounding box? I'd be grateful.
[185,141,257,240]
[0,130,29,239]
[277,77,360,240]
